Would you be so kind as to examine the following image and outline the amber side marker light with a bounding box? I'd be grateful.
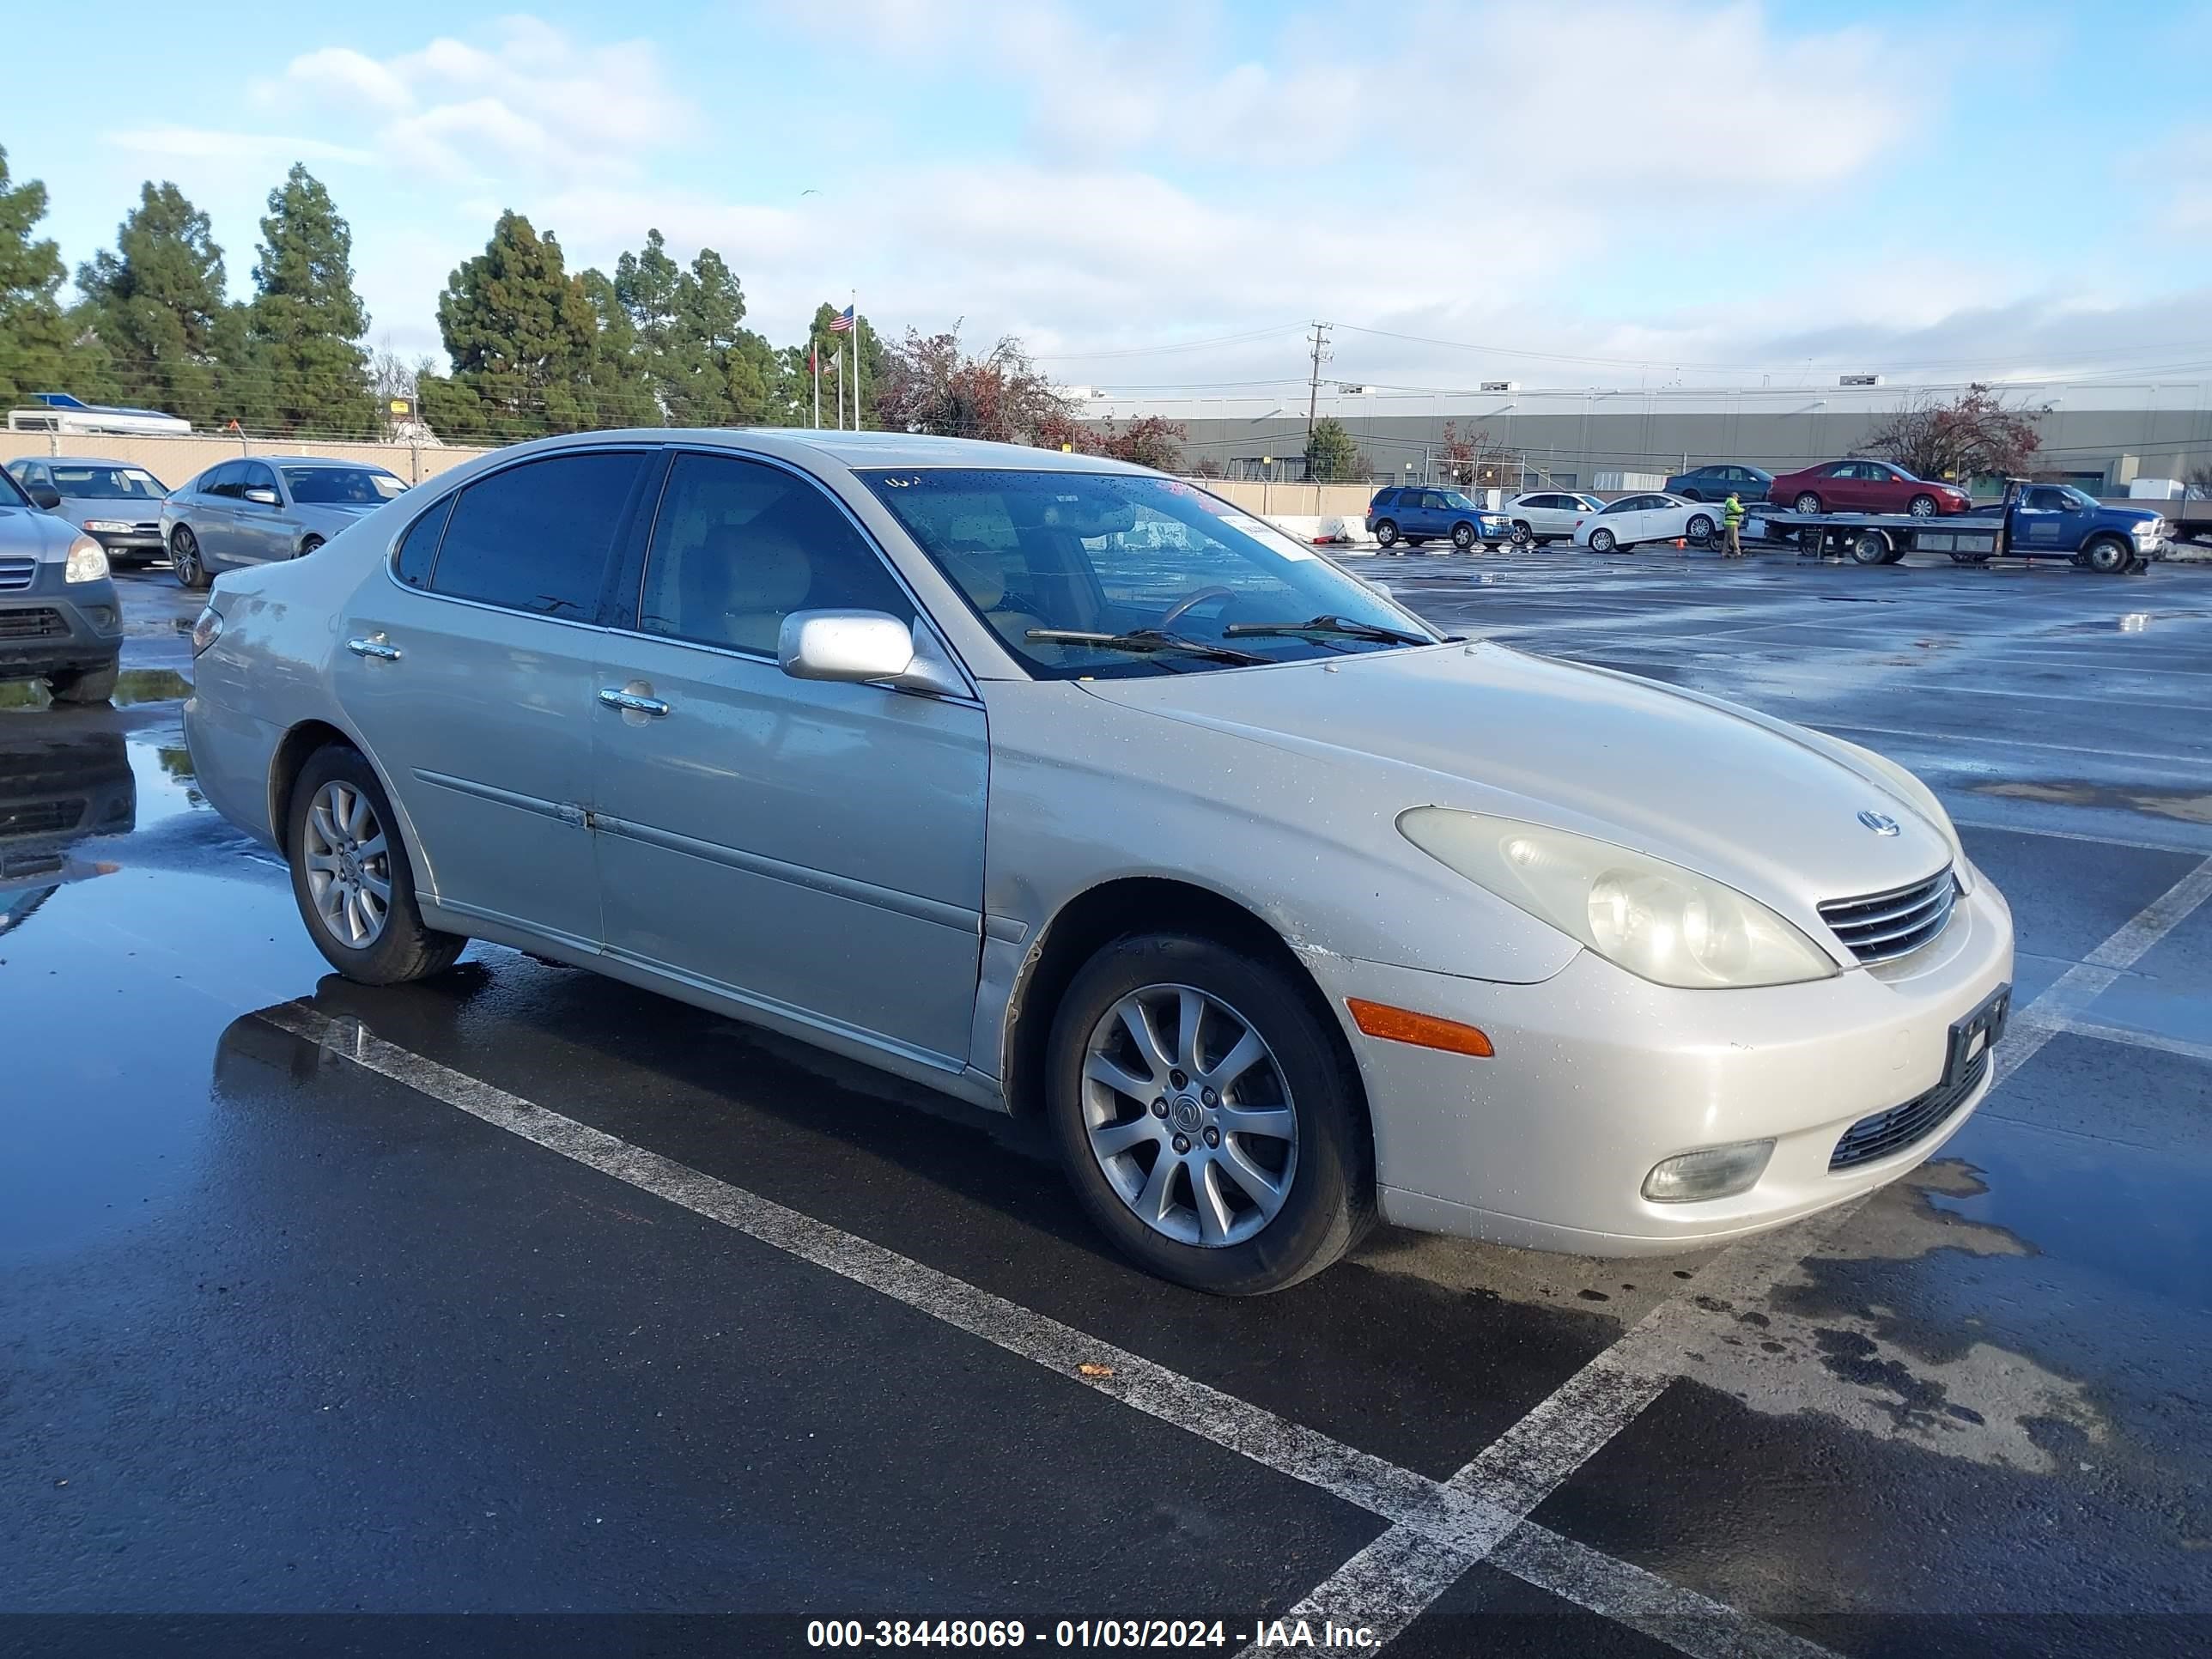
[1345,998,1495,1057]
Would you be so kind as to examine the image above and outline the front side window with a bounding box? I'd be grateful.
[861,469,1437,679]
[432,451,647,619]
[283,465,404,505]
[48,464,165,499]
[240,462,279,498]
[1437,491,1481,512]
[637,452,913,656]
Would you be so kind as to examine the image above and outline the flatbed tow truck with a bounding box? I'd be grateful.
[1749,478,2167,574]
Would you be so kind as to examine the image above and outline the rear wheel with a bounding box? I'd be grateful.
[2085,535,2133,574]
[297,535,325,558]
[1374,520,1399,549]
[1046,932,1372,1295]
[1851,530,1892,565]
[48,659,120,704]
[170,525,209,590]
[287,745,466,985]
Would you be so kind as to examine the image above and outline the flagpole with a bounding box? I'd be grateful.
[811,345,820,428]
[852,289,862,432]
[837,342,847,430]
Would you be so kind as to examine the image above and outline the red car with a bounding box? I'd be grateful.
[1769,459,1970,518]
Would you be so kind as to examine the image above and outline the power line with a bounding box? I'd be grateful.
[1033,324,1305,362]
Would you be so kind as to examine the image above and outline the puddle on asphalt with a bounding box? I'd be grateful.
[1972,778,2212,824]
[0,668,192,712]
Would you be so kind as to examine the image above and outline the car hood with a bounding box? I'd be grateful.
[1077,642,1954,915]
[0,502,86,562]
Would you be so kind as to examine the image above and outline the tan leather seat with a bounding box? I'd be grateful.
[940,544,1050,653]
[684,523,813,655]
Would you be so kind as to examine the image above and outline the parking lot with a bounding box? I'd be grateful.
[4,544,2209,1656]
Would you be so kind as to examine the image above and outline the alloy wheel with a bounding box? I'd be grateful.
[1909,495,1937,518]
[301,779,392,948]
[1079,983,1298,1248]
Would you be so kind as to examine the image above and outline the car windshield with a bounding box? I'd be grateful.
[50,465,166,500]
[0,468,27,508]
[860,468,1439,678]
[2060,486,2098,509]
[282,465,404,505]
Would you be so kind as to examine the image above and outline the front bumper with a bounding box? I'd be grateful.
[1306,876,2014,1255]
[0,562,123,681]
[83,525,167,559]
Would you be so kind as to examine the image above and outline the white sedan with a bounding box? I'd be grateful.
[1503,490,1606,544]
[1571,492,1723,553]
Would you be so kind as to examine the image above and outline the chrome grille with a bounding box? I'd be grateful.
[0,556,33,591]
[1831,1050,1987,1170]
[1818,866,1959,964]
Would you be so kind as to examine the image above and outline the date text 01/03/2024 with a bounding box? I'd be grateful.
[805,1619,1381,1649]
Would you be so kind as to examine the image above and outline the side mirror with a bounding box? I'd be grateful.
[243,487,281,506]
[777,610,966,698]
[27,483,63,510]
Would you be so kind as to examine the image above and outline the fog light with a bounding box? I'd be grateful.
[1642,1139,1774,1203]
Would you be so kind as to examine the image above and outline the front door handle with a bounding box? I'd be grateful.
[347,635,402,661]
[598,686,670,717]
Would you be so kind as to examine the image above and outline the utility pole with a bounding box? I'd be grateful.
[1304,322,1331,441]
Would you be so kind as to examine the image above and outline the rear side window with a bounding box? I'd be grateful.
[431,452,647,620]
[393,495,456,589]
[204,463,245,500]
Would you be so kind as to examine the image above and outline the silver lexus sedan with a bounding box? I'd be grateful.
[183,431,2014,1294]
[162,456,406,589]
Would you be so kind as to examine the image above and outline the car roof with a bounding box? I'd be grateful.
[260,455,403,470]
[449,427,1158,477]
[33,455,169,469]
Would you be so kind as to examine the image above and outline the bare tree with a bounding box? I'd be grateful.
[1862,383,2049,483]
[1440,422,1514,489]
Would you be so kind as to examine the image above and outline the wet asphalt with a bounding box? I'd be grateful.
[2,544,2209,1658]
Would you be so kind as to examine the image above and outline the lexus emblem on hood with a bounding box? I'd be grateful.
[1857,809,1901,836]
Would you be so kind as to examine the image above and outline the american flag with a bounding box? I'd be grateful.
[828,305,855,333]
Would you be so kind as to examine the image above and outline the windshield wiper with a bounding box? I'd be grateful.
[1223,613,1437,647]
[1024,628,1273,666]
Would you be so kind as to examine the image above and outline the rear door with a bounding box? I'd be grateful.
[334,446,656,949]
[590,447,988,1062]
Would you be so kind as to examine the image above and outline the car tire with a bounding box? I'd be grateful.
[2084,535,2133,574]
[1686,514,1716,542]
[1045,931,1373,1296]
[1589,528,1617,552]
[287,744,466,986]
[1374,520,1399,549]
[1450,521,1476,550]
[170,525,210,590]
[1678,489,1703,501]
[1792,492,1823,514]
[297,535,325,558]
[1908,495,1938,518]
[1851,530,1892,565]
[1510,520,1534,546]
[48,659,120,704]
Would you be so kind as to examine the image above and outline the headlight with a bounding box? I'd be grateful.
[82,518,133,534]
[1398,808,1837,989]
[64,535,109,584]
[1831,740,1974,893]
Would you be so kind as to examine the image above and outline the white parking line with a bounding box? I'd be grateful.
[2057,1016,2212,1066]
[258,1000,1834,1658]
[1238,848,2212,1652]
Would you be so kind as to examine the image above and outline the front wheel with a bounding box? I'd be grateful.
[1450,521,1476,550]
[48,659,120,704]
[1793,492,1823,514]
[287,745,467,985]
[1510,520,1534,546]
[1373,520,1399,549]
[1589,527,1618,552]
[170,525,209,590]
[1046,933,1372,1295]
[2085,535,2133,574]
[1686,514,1716,542]
[1908,495,1938,518]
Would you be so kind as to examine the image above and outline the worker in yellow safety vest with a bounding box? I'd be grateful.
[1721,492,1746,558]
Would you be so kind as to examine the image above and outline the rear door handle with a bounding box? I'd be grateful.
[598,687,670,717]
[347,635,402,661]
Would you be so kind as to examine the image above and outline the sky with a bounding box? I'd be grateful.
[11,0,2212,398]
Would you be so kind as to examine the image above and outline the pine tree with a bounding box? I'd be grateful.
[248,164,375,436]
[0,145,82,409]
[74,182,245,428]
[424,211,598,439]
[613,227,683,411]
[574,267,659,428]
[674,248,779,425]
[1304,417,1361,483]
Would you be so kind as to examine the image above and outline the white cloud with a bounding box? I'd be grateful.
[102,126,374,167]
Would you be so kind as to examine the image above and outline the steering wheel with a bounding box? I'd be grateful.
[1158,586,1237,629]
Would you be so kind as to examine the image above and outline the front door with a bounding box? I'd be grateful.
[234,461,290,564]
[591,449,988,1065]
[2014,486,2084,556]
[334,447,655,951]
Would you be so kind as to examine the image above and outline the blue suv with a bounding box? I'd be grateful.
[1364,486,1510,551]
